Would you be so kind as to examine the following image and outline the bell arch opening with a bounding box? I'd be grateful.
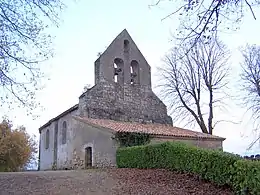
[130,60,140,85]
[114,58,124,84]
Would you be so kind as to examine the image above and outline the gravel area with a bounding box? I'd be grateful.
[0,168,234,195]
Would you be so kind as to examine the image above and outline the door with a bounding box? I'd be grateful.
[85,147,92,168]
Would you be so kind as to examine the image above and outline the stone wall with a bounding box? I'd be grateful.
[71,118,118,169]
[39,29,174,170]
[78,80,172,125]
[56,109,78,170]
[39,123,55,170]
[39,109,78,170]
[82,29,172,126]
[94,29,152,87]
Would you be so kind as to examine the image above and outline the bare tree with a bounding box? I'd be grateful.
[150,0,259,47]
[158,38,230,134]
[240,44,260,148]
[0,0,65,116]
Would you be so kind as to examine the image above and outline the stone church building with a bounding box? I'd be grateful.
[38,29,225,170]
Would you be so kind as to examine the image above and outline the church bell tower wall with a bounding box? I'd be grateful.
[80,29,172,125]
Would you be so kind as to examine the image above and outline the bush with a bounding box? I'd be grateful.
[231,160,260,194]
[116,141,260,194]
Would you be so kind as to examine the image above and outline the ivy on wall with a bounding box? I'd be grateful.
[113,132,152,147]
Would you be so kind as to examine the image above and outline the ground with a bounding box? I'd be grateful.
[0,168,234,195]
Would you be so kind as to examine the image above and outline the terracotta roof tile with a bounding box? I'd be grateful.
[74,116,225,141]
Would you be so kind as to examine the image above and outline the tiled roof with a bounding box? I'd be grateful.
[74,116,225,141]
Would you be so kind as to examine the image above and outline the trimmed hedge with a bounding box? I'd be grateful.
[116,142,260,194]
[231,160,260,194]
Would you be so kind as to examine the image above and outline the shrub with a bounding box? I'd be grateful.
[116,142,170,169]
[117,142,240,185]
[116,141,260,194]
[231,160,260,194]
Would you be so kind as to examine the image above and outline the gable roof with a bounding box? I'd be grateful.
[96,29,150,67]
[73,116,225,141]
[39,104,78,132]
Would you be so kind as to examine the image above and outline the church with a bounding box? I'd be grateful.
[38,29,225,170]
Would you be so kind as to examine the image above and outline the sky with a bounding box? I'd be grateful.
[1,0,260,156]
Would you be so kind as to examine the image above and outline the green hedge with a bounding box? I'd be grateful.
[116,142,260,194]
[231,160,260,194]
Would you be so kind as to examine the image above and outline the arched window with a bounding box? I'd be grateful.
[45,129,50,149]
[114,58,124,84]
[62,121,67,144]
[130,60,140,84]
[114,62,118,83]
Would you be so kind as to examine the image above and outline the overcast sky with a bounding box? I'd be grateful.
[1,0,260,156]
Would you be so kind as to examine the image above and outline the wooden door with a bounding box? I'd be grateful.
[85,147,92,168]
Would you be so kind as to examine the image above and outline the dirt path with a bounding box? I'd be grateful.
[0,170,115,195]
[0,169,234,195]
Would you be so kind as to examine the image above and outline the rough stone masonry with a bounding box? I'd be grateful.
[78,29,173,125]
[38,29,176,170]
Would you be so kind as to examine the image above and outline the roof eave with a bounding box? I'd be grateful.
[39,104,79,133]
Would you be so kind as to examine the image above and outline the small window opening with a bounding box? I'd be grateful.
[114,63,118,83]
[130,60,139,85]
[45,129,50,149]
[124,40,129,52]
[130,66,134,84]
[62,121,67,145]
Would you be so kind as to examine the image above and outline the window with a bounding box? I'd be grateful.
[130,60,139,84]
[45,129,50,149]
[130,66,134,84]
[62,121,67,144]
[114,62,118,83]
[114,58,124,84]
[124,40,129,53]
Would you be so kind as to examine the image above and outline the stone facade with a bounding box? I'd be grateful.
[39,113,118,170]
[39,108,78,170]
[38,29,224,171]
[39,29,173,170]
[72,120,117,169]
[78,29,172,125]
[78,81,172,125]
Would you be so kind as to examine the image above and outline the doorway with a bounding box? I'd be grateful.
[85,147,92,168]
